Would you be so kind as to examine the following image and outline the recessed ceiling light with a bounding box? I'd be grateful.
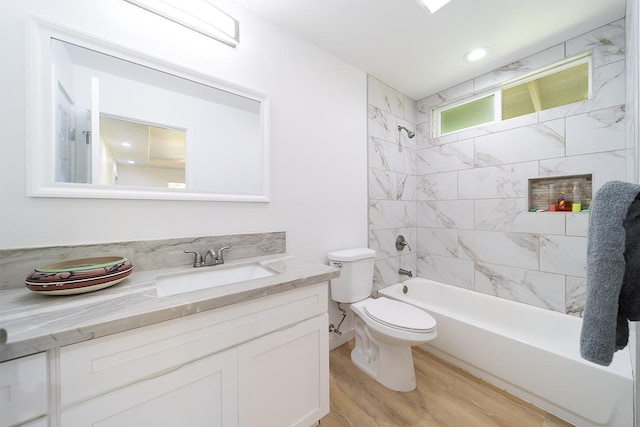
[127,160,136,164]
[464,47,489,62]
[121,142,131,147]
[417,0,451,14]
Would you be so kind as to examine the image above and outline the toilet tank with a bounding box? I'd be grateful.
[327,248,376,303]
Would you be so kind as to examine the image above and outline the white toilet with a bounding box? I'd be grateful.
[328,248,437,392]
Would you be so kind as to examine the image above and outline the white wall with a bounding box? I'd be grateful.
[0,0,368,266]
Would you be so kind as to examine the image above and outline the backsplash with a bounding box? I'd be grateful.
[368,18,629,316]
[0,232,285,290]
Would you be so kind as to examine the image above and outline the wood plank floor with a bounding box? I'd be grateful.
[321,340,574,427]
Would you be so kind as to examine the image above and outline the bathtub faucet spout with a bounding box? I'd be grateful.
[399,268,413,277]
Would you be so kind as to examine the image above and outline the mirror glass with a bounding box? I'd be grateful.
[94,115,186,188]
[29,21,269,202]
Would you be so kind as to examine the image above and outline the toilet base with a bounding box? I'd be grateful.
[350,316,417,392]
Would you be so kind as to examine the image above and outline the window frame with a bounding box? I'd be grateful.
[432,53,592,137]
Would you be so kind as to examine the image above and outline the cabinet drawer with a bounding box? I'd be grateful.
[0,353,48,427]
[61,283,327,406]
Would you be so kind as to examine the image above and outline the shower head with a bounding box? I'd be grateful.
[398,125,416,139]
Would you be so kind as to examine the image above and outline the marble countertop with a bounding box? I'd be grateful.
[0,254,339,362]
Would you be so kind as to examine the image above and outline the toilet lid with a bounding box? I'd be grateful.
[363,298,436,332]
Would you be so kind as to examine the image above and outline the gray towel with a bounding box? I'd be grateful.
[580,181,640,366]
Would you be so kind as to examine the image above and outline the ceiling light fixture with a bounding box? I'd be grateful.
[124,0,239,47]
[464,47,489,62]
[417,0,451,14]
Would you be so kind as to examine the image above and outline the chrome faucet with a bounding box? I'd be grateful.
[206,246,231,266]
[399,268,413,277]
[184,246,231,267]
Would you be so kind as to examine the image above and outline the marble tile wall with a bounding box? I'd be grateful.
[367,77,418,292]
[368,19,630,316]
[413,19,628,316]
[0,232,286,290]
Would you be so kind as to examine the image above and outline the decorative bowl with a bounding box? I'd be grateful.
[25,256,133,295]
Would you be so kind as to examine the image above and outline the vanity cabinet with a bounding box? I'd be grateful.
[0,353,48,427]
[58,283,328,427]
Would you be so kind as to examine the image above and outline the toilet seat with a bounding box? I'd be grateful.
[363,298,436,333]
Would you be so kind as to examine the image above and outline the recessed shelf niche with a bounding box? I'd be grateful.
[528,174,592,212]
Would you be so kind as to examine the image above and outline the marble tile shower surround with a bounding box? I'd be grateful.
[0,232,285,290]
[367,77,418,292]
[368,18,629,316]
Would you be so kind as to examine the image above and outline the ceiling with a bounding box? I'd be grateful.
[233,0,626,100]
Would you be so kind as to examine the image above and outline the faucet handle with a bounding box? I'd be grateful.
[396,235,412,251]
[216,246,231,264]
[184,250,204,267]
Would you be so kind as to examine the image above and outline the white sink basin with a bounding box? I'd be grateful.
[155,263,277,297]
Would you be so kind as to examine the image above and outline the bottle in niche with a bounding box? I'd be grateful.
[557,187,572,211]
[548,184,556,211]
[572,183,582,212]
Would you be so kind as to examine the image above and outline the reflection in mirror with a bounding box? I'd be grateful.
[98,116,186,188]
[30,19,269,202]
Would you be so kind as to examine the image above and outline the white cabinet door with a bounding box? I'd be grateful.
[61,348,238,427]
[0,353,47,427]
[238,314,329,427]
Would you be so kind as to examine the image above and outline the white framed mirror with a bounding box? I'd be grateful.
[27,18,270,202]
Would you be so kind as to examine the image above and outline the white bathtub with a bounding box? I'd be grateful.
[379,278,633,427]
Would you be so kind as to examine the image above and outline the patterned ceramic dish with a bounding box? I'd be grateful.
[25,256,133,295]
